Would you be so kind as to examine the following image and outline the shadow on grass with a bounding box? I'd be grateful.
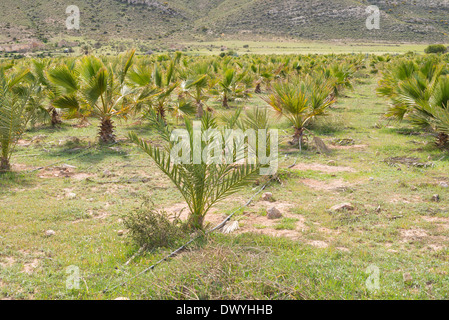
[26,123,71,134]
[0,171,35,192]
[43,141,132,166]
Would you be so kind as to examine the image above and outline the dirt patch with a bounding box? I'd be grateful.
[291,163,356,173]
[400,228,428,241]
[421,216,449,224]
[0,257,16,268]
[235,203,306,240]
[11,163,36,172]
[308,240,329,248]
[163,201,308,241]
[22,259,39,274]
[328,144,368,150]
[161,203,223,226]
[300,178,350,191]
[389,195,422,204]
[17,140,32,147]
[37,166,93,180]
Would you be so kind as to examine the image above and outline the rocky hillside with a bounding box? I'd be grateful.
[0,0,448,45]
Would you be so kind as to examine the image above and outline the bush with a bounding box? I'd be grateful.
[425,44,447,54]
[123,207,188,249]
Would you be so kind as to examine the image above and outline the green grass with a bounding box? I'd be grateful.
[1,72,449,300]
[181,40,434,55]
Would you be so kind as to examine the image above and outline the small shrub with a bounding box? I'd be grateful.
[424,44,447,54]
[124,208,188,249]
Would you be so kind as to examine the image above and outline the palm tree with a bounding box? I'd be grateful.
[399,75,449,148]
[127,59,178,123]
[182,74,209,117]
[0,66,34,171]
[129,111,262,230]
[28,58,63,127]
[211,68,250,109]
[48,50,136,143]
[265,75,335,146]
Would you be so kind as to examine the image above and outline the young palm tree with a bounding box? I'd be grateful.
[129,111,262,230]
[211,68,250,109]
[399,75,449,148]
[127,60,178,122]
[48,50,136,143]
[265,75,335,146]
[27,59,63,127]
[182,74,209,117]
[0,66,34,171]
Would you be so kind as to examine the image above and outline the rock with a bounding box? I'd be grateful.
[261,192,273,201]
[403,272,413,284]
[103,170,112,177]
[431,194,440,202]
[327,160,336,166]
[221,221,239,234]
[369,177,374,182]
[313,137,331,154]
[330,203,354,212]
[67,193,77,199]
[117,230,124,236]
[411,186,418,191]
[267,207,282,219]
[114,297,130,300]
[60,164,77,169]
[439,182,448,188]
[45,230,56,237]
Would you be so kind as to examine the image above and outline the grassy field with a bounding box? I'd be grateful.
[181,40,433,55]
[1,73,449,300]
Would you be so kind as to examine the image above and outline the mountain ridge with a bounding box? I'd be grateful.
[0,0,448,46]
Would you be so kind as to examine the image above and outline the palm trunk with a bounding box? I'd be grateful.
[157,104,166,123]
[99,118,116,144]
[222,94,229,109]
[50,108,62,127]
[196,101,204,118]
[188,214,205,230]
[291,127,305,147]
[436,132,449,148]
[0,157,10,172]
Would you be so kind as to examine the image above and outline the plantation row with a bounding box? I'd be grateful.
[0,52,448,170]
[0,51,367,172]
[1,50,449,231]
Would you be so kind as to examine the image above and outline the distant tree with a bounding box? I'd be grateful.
[425,44,447,54]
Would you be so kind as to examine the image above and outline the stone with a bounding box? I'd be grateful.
[261,192,273,201]
[403,272,413,284]
[117,230,124,236]
[431,194,440,202]
[114,297,130,300]
[267,207,282,219]
[103,170,112,177]
[369,177,374,182]
[222,221,239,234]
[330,203,354,212]
[45,230,56,237]
[439,182,448,188]
[67,193,77,199]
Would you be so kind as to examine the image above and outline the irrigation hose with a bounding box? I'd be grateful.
[102,180,271,294]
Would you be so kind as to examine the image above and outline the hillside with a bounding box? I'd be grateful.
[0,0,448,47]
